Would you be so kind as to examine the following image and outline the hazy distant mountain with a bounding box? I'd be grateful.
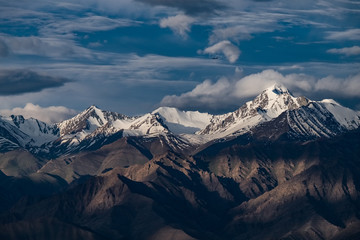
[0,84,359,240]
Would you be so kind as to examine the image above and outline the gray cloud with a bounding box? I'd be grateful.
[0,35,93,59]
[206,0,358,44]
[134,0,226,15]
[0,69,71,95]
[39,15,140,37]
[0,39,9,57]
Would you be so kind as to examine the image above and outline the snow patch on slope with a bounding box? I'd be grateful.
[320,100,360,130]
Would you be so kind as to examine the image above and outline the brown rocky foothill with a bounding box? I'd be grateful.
[0,85,359,239]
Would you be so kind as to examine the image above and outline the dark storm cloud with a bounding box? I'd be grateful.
[134,0,226,15]
[0,69,71,95]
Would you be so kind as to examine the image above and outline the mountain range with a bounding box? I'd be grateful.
[0,84,359,240]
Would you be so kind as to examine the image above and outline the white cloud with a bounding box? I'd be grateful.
[327,46,360,56]
[0,39,9,57]
[159,14,196,38]
[161,70,312,111]
[160,69,360,112]
[233,69,313,98]
[161,77,237,111]
[326,29,360,41]
[315,73,360,97]
[0,103,77,124]
[201,40,240,63]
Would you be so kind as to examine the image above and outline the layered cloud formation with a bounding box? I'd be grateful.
[0,0,359,114]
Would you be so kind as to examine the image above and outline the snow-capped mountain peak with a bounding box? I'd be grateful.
[252,83,308,118]
[199,83,310,136]
[266,83,291,96]
[129,113,169,135]
[57,105,129,137]
[57,106,101,136]
[50,106,137,153]
[1,84,359,157]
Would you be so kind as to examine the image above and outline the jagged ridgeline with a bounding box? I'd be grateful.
[0,84,360,240]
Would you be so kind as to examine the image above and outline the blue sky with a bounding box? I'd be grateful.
[0,0,359,122]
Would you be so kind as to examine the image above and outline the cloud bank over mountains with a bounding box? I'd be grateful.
[161,70,360,112]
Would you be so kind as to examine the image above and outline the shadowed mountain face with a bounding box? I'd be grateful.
[0,129,359,240]
[0,85,360,240]
[195,129,360,239]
